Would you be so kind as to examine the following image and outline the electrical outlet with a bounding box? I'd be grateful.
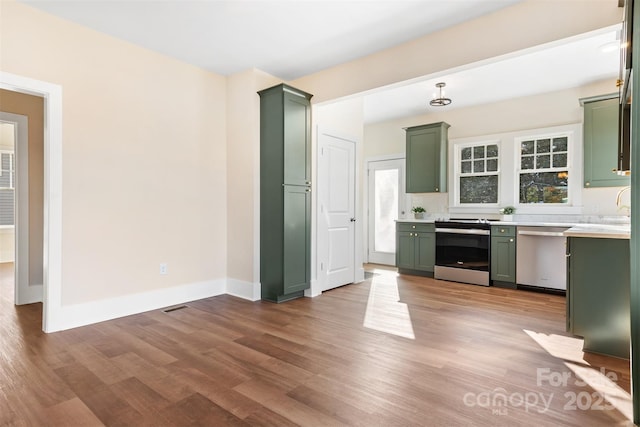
[160,263,168,275]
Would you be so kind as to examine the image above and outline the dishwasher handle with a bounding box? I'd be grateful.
[518,230,566,237]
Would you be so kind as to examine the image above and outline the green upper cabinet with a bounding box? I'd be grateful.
[581,95,630,188]
[284,90,311,186]
[405,122,450,193]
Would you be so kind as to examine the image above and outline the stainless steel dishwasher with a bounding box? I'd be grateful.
[516,226,570,292]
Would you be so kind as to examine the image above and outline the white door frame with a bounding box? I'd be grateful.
[364,154,408,264]
[313,126,364,296]
[0,112,35,305]
[0,71,63,333]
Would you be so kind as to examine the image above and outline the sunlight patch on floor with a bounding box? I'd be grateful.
[564,361,633,421]
[363,273,415,340]
[524,329,632,422]
[524,329,588,365]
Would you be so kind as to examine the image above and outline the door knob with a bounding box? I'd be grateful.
[350,218,356,222]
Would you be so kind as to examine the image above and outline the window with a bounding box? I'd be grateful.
[0,151,15,226]
[518,135,569,204]
[457,142,499,204]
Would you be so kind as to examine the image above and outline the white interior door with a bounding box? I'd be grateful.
[318,131,356,292]
[367,158,405,265]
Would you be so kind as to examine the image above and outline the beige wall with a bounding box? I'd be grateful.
[226,69,280,284]
[292,1,621,103]
[1,1,228,305]
[0,89,44,285]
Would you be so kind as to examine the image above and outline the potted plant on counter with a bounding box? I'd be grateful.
[412,206,426,220]
[499,206,515,222]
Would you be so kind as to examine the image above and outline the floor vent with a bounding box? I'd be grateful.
[163,305,188,313]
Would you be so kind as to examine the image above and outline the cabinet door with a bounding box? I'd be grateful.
[568,237,630,358]
[583,98,630,187]
[491,236,516,283]
[284,92,311,186]
[406,123,448,193]
[396,231,415,269]
[283,185,311,294]
[415,232,435,272]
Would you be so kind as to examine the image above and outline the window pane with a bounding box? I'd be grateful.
[486,144,498,158]
[486,158,498,172]
[552,137,567,152]
[537,139,551,153]
[519,171,568,204]
[461,160,472,174]
[460,175,498,204]
[473,160,485,173]
[521,140,535,155]
[461,147,472,160]
[473,146,485,159]
[374,169,398,253]
[521,156,534,170]
[536,154,551,169]
[553,153,567,168]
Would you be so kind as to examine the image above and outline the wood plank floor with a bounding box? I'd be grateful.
[0,263,634,426]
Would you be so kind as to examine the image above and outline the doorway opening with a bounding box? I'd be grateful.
[1,73,62,333]
[0,119,17,305]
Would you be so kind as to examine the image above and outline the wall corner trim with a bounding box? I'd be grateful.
[226,278,261,301]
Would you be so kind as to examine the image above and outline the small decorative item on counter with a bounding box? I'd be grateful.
[412,206,426,219]
[499,206,515,221]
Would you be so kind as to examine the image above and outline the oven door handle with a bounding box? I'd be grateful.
[435,228,490,236]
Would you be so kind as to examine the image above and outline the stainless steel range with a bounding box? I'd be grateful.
[434,220,491,286]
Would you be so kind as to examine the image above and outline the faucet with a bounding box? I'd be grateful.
[616,186,631,216]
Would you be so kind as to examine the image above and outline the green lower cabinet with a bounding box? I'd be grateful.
[491,226,516,288]
[396,222,435,275]
[567,237,630,359]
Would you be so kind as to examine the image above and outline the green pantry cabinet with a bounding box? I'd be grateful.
[566,236,630,359]
[405,122,449,193]
[258,84,312,302]
[396,222,435,275]
[581,95,630,188]
[490,225,516,288]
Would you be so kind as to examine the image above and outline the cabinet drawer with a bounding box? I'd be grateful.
[491,225,516,237]
[397,222,435,233]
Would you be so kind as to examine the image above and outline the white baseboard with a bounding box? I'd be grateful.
[226,278,261,301]
[48,279,226,332]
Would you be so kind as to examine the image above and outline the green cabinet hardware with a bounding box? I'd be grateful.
[566,236,630,358]
[396,222,435,275]
[405,122,449,193]
[490,226,516,287]
[581,95,630,187]
[259,83,312,302]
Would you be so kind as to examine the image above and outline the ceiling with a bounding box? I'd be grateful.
[19,0,620,124]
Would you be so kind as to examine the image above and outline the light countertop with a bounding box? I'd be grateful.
[563,223,630,240]
[396,219,631,239]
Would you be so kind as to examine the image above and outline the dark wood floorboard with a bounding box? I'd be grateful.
[0,262,634,426]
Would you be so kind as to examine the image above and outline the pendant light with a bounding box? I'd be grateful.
[430,82,452,107]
